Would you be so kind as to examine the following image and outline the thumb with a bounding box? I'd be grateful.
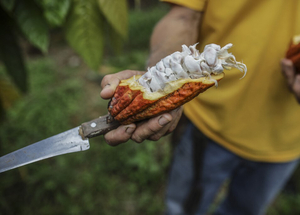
[100,83,118,100]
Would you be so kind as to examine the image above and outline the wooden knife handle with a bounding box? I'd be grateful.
[79,114,120,139]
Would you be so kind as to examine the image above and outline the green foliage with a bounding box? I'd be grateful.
[64,0,128,70]
[0,54,171,214]
[0,5,173,215]
[14,0,49,53]
[0,0,128,108]
[101,6,169,72]
[126,6,169,51]
[266,166,300,215]
[0,0,15,11]
[106,23,125,55]
[0,75,20,110]
[267,193,300,215]
[37,0,71,27]
[64,0,105,71]
[104,50,149,73]
[98,0,128,38]
[0,7,27,93]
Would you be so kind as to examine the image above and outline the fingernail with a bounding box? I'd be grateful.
[159,116,170,126]
[103,84,111,90]
[125,126,135,134]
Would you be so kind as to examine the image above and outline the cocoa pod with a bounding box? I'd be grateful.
[120,75,224,124]
[286,43,300,59]
[108,85,140,117]
[108,43,247,125]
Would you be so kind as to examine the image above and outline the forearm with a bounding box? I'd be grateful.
[147,5,203,67]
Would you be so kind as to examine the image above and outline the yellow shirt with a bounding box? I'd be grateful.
[162,0,300,162]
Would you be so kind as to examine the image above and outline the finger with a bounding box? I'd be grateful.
[147,114,174,141]
[104,124,136,146]
[166,106,183,133]
[148,106,183,141]
[100,70,144,99]
[100,70,143,89]
[292,74,300,103]
[281,59,295,89]
[290,53,300,72]
[131,114,172,143]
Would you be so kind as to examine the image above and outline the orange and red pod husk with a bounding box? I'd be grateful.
[108,74,224,125]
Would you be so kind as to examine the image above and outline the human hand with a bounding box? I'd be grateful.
[100,70,183,146]
[281,59,300,103]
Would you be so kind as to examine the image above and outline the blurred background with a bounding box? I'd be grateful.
[0,0,299,214]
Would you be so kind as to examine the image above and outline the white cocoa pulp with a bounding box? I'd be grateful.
[138,43,247,92]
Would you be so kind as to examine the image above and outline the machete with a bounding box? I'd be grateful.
[0,114,119,173]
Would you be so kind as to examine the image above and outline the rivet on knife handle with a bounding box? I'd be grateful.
[79,114,120,139]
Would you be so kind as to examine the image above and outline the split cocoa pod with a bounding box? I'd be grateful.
[286,35,300,73]
[108,43,247,125]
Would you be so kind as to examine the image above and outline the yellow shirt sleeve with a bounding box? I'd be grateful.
[161,0,207,12]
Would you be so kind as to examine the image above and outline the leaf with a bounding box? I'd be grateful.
[106,22,124,55]
[36,0,70,27]
[0,0,15,11]
[64,0,104,70]
[14,0,49,53]
[0,75,21,110]
[98,0,128,38]
[0,7,28,93]
[0,97,4,121]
